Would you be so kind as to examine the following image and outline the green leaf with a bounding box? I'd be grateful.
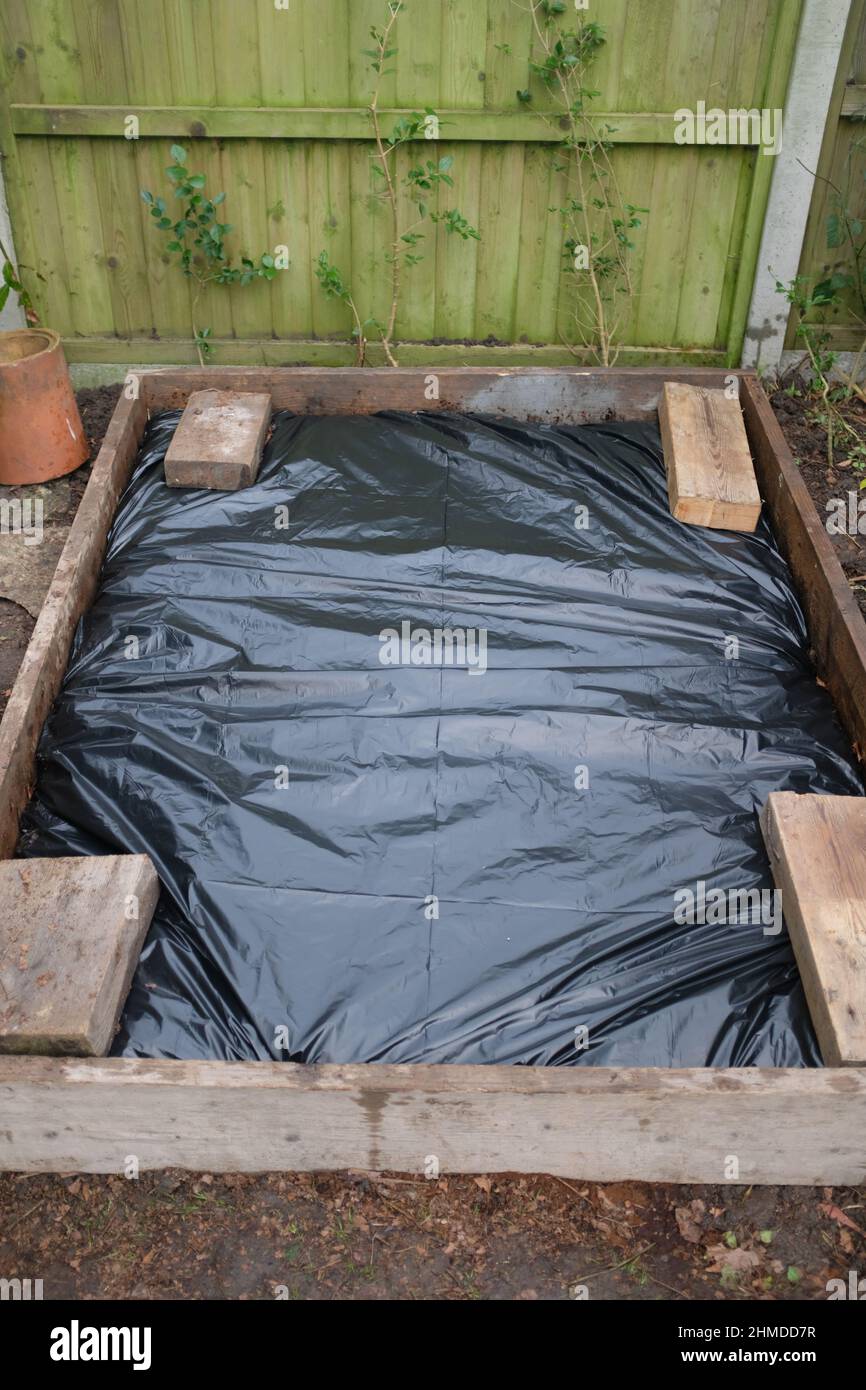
[759,1230,774,1245]
[827,213,845,248]
[0,284,9,312]
[170,144,187,164]
[787,1266,800,1285]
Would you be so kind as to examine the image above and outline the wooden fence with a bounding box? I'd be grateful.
[0,0,802,367]
[788,0,866,355]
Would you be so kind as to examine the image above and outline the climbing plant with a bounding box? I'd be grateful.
[141,146,281,364]
[316,1,479,366]
[519,3,647,366]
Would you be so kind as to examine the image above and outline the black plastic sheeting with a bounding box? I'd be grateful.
[20,409,864,1066]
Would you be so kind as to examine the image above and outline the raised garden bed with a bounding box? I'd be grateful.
[1,367,865,1183]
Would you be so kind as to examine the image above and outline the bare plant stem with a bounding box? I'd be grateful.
[370,3,404,367]
[191,282,206,367]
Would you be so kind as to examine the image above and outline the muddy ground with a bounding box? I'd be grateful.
[0,379,864,1301]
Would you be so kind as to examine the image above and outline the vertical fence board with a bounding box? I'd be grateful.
[474,142,525,342]
[210,0,261,107]
[90,141,151,337]
[440,0,487,110]
[265,141,311,340]
[133,136,192,337]
[513,145,560,346]
[482,1,531,110]
[348,0,397,109]
[302,0,350,107]
[258,1,305,107]
[14,139,75,329]
[119,0,173,108]
[163,0,216,106]
[787,0,866,350]
[434,140,481,340]
[396,0,441,109]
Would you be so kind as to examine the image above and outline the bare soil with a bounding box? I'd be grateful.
[769,384,866,622]
[1,1170,863,1302]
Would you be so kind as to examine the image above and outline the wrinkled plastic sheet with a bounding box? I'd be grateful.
[20,409,864,1066]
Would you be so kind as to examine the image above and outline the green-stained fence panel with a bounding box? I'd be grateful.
[0,0,801,365]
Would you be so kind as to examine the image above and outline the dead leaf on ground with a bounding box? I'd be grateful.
[706,1244,762,1274]
[818,1202,865,1237]
[675,1200,705,1244]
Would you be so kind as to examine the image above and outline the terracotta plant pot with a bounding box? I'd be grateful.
[0,328,88,485]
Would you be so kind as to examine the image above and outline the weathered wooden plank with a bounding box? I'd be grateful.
[474,142,524,341]
[348,0,397,110]
[0,856,159,1056]
[7,105,744,144]
[841,82,866,116]
[11,138,75,330]
[302,0,350,108]
[163,0,217,107]
[140,366,747,418]
[64,337,729,368]
[434,141,481,340]
[439,0,487,110]
[118,0,173,108]
[396,0,440,109]
[263,140,310,340]
[1,1056,864,1181]
[741,376,866,763]
[761,793,866,1067]
[675,147,745,348]
[258,0,304,107]
[618,0,676,113]
[483,0,530,110]
[788,0,866,349]
[346,139,383,352]
[210,0,261,107]
[307,141,354,339]
[89,141,152,339]
[0,390,147,860]
[219,139,272,342]
[659,381,761,530]
[164,389,272,490]
[47,139,115,335]
[635,145,699,348]
[132,137,194,339]
[393,139,437,343]
[513,145,563,348]
[25,0,85,103]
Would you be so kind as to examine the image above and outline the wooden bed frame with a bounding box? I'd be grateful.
[1,367,865,1183]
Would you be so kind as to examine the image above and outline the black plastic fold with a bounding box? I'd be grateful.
[21,410,863,1066]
